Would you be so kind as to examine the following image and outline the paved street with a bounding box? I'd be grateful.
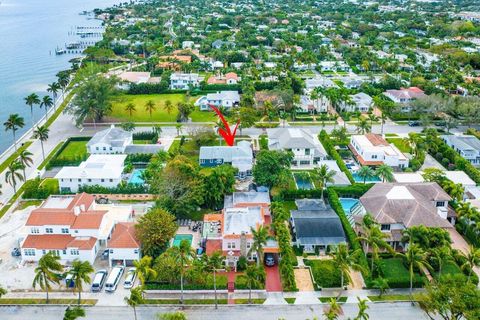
[0,302,430,320]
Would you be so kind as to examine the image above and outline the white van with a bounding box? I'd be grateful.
[105,266,124,292]
[91,269,108,292]
[123,267,137,289]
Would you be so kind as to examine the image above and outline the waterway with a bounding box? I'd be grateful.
[0,0,121,153]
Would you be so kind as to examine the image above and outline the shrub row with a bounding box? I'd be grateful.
[254,123,279,128]
[125,153,154,164]
[45,137,90,169]
[319,130,355,184]
[22,178,58,200]
[133,131,159,142]
[78,183,149,194]
[200,83,241,92]
[273,220,298,292]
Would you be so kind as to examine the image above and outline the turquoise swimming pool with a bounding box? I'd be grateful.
[173,234,193,247]
[339,198,359,214]
[352,173,381,183]
[293,173,313,190]
[128,169,145,185]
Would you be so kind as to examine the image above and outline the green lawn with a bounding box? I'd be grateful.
[386,138,410,154]
[367,295,413,302]
[304,259,348,288]
[0,298,96,305]
[377,258,426,288]
[109,93,216,123]
[284,298,296,304]
[57,141,88,160]
[38,141,63,170]
[40,178,59,194]
[434,261,466,279]
[0,141,33,174]
[234,299,266,304]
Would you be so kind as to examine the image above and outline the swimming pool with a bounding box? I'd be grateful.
[339,198,359,214]
[352,173,381,183]
[173,234,193,247]
[128,169,145,185]
[293,173,313,190]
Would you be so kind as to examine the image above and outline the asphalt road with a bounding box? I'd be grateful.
[0,303,430,320]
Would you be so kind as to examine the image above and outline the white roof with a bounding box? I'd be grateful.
[444,171,476,187]
[385,186,415,200]
[206,91,240,102]
[223,207,262,235]
[393,173,425,183]
[351,135,408,160]
[55,155,126,180]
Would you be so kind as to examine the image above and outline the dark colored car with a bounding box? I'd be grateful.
[265,253,275,267]
[408,120,420,127]
[11,248,21,257]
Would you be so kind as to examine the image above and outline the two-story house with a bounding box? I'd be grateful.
[358,183,453,251]
[340,93,373,113]
[106,222,141,267]
[87,126,133,154]
[199,141,253,179]
[383,87,426,112]
[207,72,240,85]
[268,128,327,167]
[21,193,133,264]
[349,134,409,168]
[169,73,200,90]
[442,135,480,165]
[198,91,240,111]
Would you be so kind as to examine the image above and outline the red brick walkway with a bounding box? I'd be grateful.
[265,265,282,292]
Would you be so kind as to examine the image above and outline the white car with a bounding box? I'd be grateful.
[123,267,137,289]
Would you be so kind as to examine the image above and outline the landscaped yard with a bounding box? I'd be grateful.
[40,178,59,194]
[304,259,348,288]
[377,258,426,288]
[57,140,88,161]
[109,93,216,122]
[386,138,411,154]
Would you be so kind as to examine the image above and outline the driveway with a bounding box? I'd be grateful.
[265,265,282,292]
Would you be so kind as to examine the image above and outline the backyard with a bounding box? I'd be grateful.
[109,93,216,123]
[386,138,411,154]
[304,259,347,289]
[376,257,426,288]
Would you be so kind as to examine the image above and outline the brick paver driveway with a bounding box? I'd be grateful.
[265,265,282,292]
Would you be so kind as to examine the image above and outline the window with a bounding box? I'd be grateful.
[305,148,310,155]
[246,243,251,249]
[62,250,67,255]
[381,224,390,231]
[436,201,445,207]
[78,179,82,182]
[227,243,232,249]
[70,249,79,255]
[31,227,39,234]
[109,147,112,150]
[134,249,139,254]
[46,228,53,234]
[61,228,69,234]
[372,155,378,159]
[109,179,113,182]
[103,147,106,151]
[24,249,35,256]
[88,179,92,182]
[101,179,105,182]
[96,147,99,150]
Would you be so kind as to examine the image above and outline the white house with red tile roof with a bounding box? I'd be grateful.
[21,193,132,265]
[107,222,141,267]
[349,133,409,168]
[207,72,240,85]
[383,87,426,112]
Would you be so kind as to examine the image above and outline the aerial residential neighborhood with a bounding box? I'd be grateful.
[0,0,480,319]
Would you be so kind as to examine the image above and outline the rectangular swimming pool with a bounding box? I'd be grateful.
[339,198,359,214]
[293,173,313,190]
[173,234,193,247]
[128,169,145,185]
[352,173,381,183]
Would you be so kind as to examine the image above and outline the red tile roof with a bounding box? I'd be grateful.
[22,235,97,250]
[70,211,107,229]
[108,222,140,248]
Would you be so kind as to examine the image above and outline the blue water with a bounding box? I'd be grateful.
[339,198,359,214]
[352,173,381,183]
[0,0,121,153]
[293,173,313,190]
[129,169,145,185]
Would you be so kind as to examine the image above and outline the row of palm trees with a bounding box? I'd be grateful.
[356,164,394,184]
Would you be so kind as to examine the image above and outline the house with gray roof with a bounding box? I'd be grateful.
[268,128,327,167]
[199,141,253,179]
[359,183,453,251]
[290,199,346,253]
[442,135,480,165]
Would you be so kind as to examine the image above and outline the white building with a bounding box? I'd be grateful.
[442,135,480,166]
[169,73,200,90]
[21,193,132,264]
[319,61,350,72]
[107,222,141,267]
[87,126,133,154]
[341,92,373,112]
[349,134,409,168]
[56,155,126,193]
[197,91,240,111]
[299,95,328,113]
[268,128,327,167]
[305,76,338,91]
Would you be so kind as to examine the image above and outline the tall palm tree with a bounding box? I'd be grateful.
[40,95,54,121]
[164,100,174,114]
[32,252,64,303]
[244,265,262,304]
[312,164,336,200]
[375,164,394,182]
[125,103,136,117]
[356,118,372,134]
[4,114,25,152]
[399,244,431,299]
[355,297,369,320]
[133,256,157,286]
[249,225,269,266]
[47,82,61,111]
[371,277,389,297]
[328,243,365,289]
[379,113,388,136]
[24,93,41,127]
[324,298,342,320]
[5,160,24,193]
[430,246,453,276]
[357,166,375,184]
[17,150,33,181]
[202,251,223,309]
[171,240,195,304]
[33,125,50,161]
[367,114,378,127]
[145,100,156,119]
[124,286,144,320]
[57,73,70,97]
[359,225,392,272]
[175,124,183,136]
[460,245,480,283]
[68,260,94,305]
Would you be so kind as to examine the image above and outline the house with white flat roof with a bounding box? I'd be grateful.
[349,133,409,168]
[56,154,126,193]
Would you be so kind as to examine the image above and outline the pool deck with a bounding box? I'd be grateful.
[174,226,202,249]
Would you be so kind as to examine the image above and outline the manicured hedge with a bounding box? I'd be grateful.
[273,220,298,291]
[254,123,279,128]
[329,184,374,198]
[125,153,154,164]
[200,83,241,92]
[78,183,149,194]
[145,275,228,290]
[319,130,355,184]
[133,131,159,142]
[46,136,90,169]
[273,189,323,201]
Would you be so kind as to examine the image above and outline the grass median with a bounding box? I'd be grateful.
[0,298,97,305]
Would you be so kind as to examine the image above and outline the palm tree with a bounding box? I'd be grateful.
[145,100,156,119]
[357,166,375,184]
[68,260,94,305]
[379,113,388,136]
[202,251,223,309]
[17,150,33,181]
[125,286,144,320]
[164,100,174,114]
[430,246,453,276]
[133,256,157,286]
[63,306,86,320]
[33,125,50,161]
[32,252,63,303]
[371,277,389,298]
[244,265,262,304]
[399,244,431,299]
[249,225,269,266]
[312,164,336,200]
[328,243,365,289]
[125,103,136,117]
[171,240,195,304]
[175,124,183,136]
[40,95,54,121]
[367,114,378,127]
[25,93,41,127]
[375,164,394,182]
[460,245,480,283]
[355,297,369,320]
[5,160,24,193]
[47,82,61,111]
[324,298,342,320]
[356,118,371,134]
[359,225,392,272]
[4,114,25,152]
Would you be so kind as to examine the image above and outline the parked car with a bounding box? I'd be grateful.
[123,267,137,289]
[264,253,275,267]
[101,249,109,260]
[408,120,420,127]
[65,273,75,288]
[11,248,21,257]
[105,266,124,292]
[91,269,108,292]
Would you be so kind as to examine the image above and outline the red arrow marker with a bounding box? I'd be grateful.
[209,105,240,146]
